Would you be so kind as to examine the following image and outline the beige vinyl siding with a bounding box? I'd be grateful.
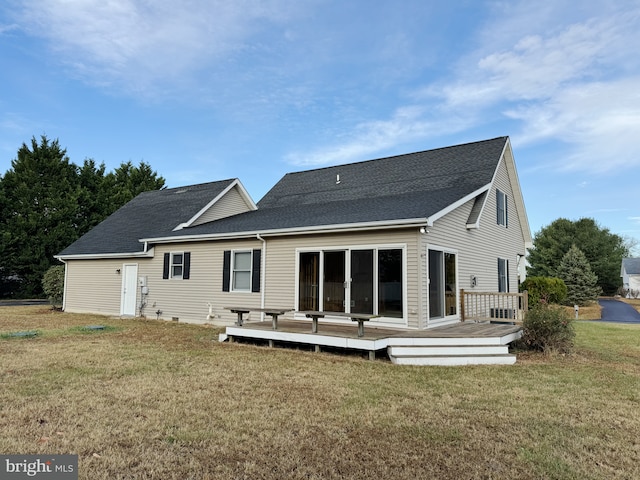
[63,259,138,316]
[139,231,419,327]
[190,186,252,226]
[262,229,421,329]
[140,240,264,324]
[63,241,263,324]
[422,154,526,326]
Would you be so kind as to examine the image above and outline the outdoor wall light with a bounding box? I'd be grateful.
[116,269,121,274]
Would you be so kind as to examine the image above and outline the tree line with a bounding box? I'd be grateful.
[0,136,165,298]
[527,217,632,300]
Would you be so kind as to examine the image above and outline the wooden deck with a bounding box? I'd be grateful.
[220,320,523,365]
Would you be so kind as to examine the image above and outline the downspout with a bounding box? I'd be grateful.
[257,233,267,321]
[59,258,68,311]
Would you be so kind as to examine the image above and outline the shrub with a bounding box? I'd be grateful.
[520,276,567,306]
[42,265,65,308]
[520,303,575,354]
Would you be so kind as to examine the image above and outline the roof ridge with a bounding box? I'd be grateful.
[283,136,508,176]
[159,178,237,193]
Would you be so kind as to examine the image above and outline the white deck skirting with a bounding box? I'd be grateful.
[220,320,523,365]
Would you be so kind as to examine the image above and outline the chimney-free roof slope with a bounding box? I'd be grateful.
[155,136,508,238]
[623,258,640,275]
[58,137,512,256]
[57,179,237,256]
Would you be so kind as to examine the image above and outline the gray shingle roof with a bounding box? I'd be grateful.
[623,258,640,275]
[57,180,236,256]
[161,136,507,237]
[58,137,508,256]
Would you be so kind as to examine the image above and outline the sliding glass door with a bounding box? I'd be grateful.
[428,248,458,319]
[298,247,404,320]
[299,252,319,311]
[323,251,346,312]
[351,250,374,314]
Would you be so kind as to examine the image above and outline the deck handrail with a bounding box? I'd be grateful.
[460,290,528,324]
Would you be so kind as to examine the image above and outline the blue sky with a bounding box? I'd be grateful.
[1,0,639,252]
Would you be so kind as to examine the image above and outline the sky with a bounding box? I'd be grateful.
[1,0,639,253]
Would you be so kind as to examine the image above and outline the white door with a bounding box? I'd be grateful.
[120,264,138,316]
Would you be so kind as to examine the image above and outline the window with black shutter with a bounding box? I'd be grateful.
[163,252,190,280]
[222,249,261,292]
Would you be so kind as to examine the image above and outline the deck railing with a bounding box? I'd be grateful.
[460,290,528,324]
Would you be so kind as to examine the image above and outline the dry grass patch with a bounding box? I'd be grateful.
[561,301,601,320]
[1,307,639,479]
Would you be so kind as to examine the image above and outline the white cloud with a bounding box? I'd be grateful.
[0,23,19,34]
[288,1,640,170]
[285,105,473,166]
[13,0,297,94]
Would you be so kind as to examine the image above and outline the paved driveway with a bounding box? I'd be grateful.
[598,298,640,324]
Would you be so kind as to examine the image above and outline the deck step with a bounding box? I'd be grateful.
[388,344,509,357]
[387,331,522,347]
[388,353,517,366]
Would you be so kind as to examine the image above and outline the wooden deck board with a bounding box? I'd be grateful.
[228,320,521,341]
[234,320,401,340]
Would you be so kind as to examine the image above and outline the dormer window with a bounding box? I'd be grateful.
[496,189,508,227]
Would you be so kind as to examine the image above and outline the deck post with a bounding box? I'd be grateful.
[460,289,466,322]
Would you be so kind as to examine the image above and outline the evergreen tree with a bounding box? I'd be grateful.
[528,218,628,295]
[0,136,80,297]
[557,245,601,306]
[0,136,165,297]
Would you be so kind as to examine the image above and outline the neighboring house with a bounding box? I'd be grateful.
[621,258,640,296]
[56,136,532,330]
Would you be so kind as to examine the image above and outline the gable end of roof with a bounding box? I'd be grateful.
[173,179,257,231]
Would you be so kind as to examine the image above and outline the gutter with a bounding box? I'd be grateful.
[55,248,155,262]
[139,218,430,245]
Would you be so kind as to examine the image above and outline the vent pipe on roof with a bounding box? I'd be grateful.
[336,174,340,185]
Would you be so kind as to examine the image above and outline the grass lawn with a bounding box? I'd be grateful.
[1,307,639,480]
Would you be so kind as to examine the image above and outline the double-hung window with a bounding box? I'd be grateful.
[232,251,252,291]
[171,253,184,279]
[162,252,191,280]
[222,249,262,293]
[497,189,508,227]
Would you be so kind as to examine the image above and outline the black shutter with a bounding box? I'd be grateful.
[505,194,508,227]
[183,252,191,280]
[506,259,510,292]
[251,249,261,293]
[163,253,170,279]
[222,250,231,292]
